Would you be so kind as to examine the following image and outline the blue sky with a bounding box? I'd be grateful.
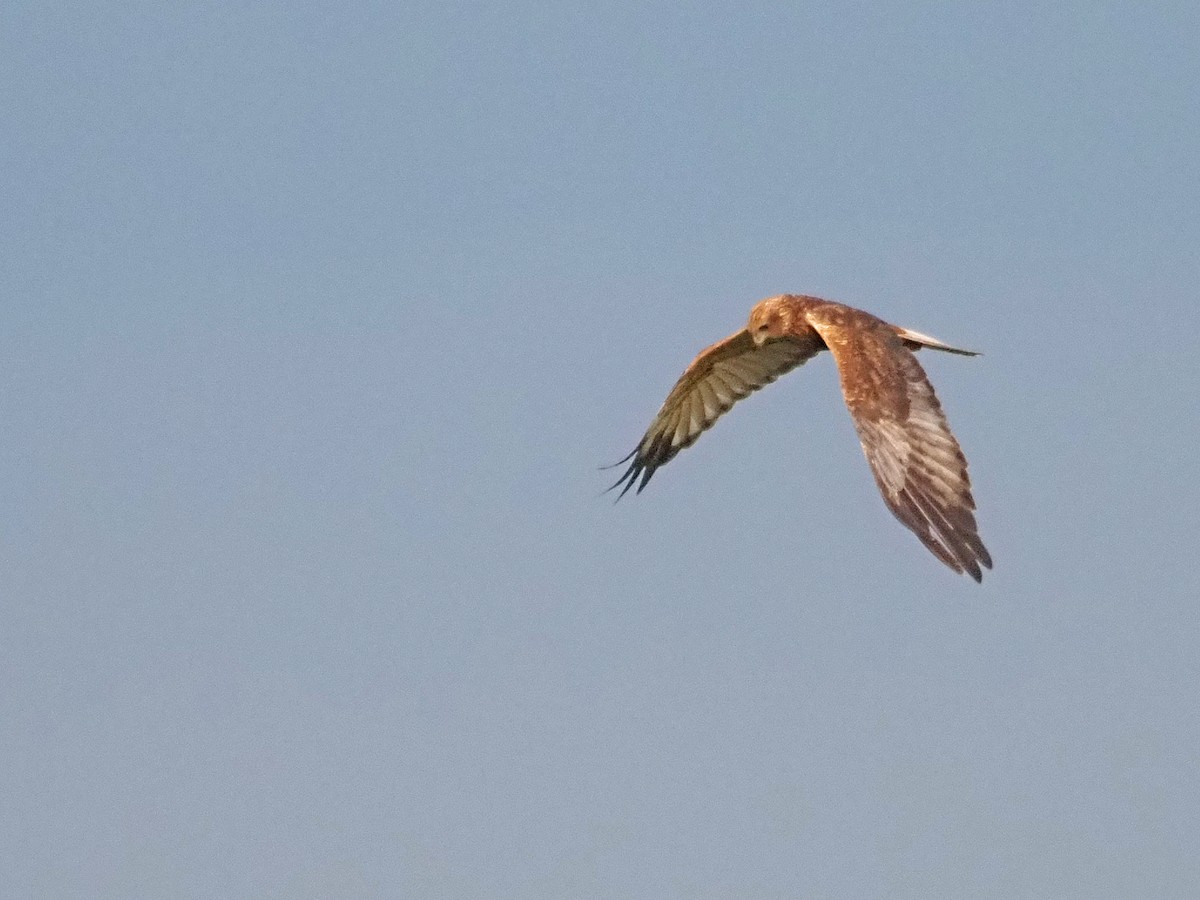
[4,2,1199,897]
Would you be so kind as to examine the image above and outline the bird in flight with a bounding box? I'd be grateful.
[608,294,992,581]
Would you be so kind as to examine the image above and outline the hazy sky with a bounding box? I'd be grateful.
[4,2,1199,897]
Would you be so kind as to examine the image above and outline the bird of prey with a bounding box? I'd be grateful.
[608,294,992,581]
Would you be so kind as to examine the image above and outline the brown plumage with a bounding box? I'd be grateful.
[608,294,992,581]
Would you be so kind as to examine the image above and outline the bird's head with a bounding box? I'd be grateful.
[747,296,792,346]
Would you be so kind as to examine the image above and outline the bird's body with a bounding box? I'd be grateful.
[609,294,992,581]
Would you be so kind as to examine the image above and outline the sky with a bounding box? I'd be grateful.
[3,2,1199,897]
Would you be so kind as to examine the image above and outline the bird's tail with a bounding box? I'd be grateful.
[894,326,980,356]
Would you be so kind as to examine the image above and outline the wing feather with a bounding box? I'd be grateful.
[608,329,821,497]
[697,381,721,420]
[805,306,992,581]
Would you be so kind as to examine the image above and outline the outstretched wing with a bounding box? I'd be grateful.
[806,306,992,581]
[609,329,821,498]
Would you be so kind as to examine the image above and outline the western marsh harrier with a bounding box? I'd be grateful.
[609,294,992,581]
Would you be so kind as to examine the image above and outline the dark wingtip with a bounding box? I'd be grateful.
[603,439,666,502]
[599,448,638,472]
[969,540,993,582]
[964,546,993,583]
[603,451,643,502]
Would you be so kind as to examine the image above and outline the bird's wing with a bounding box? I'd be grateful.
[608,329,821,497]
[805,305,992,581]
